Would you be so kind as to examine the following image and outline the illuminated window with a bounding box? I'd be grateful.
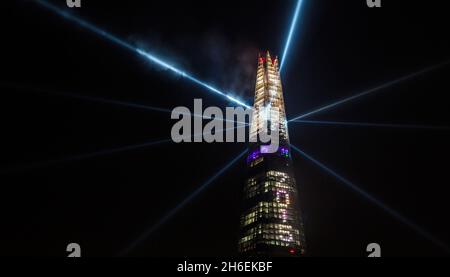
[250,157,263,167]
[238,223,302,252]
[244,171,297,199]
[240,201,298,227]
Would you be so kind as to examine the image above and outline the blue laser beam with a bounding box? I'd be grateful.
[136,50,251,109]
[0,138,171,175]
[290,143,450,253]
[280,0,304,71]
[1,82,173,114]
[0,123,248,175]
[288,60,450,122]
[33,0,251,109]
[291,119,450,131]
[1,82,249,125]
[119,147,248,256]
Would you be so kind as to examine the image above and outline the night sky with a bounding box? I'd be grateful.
[1,0,450,257]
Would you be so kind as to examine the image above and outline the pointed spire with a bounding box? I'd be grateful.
[273,56,279,72]
[266,51,272,66]
[257,53,264,77]
[258,53,264,67]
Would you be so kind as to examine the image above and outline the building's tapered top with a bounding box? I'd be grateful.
[257,51,279,71]
[250,51,289,145]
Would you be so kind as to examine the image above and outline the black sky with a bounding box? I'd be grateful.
[1,0,450,257]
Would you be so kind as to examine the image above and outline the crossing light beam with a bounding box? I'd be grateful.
[291,119,450,131]
[288,60,450,122]
[280,0,304,71]
[290,143,450,254]
[0,124,248,174]
[119,148,248,256]
[0,139,171,175]
[1,82,174,114]
[1,83,249,125]
[33,0,251,109]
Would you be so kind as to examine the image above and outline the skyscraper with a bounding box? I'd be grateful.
[238,51,306,257]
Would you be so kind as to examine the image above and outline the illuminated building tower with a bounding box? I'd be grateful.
[238,51,306,257]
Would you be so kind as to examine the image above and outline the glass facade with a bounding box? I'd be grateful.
[239,52,306,257]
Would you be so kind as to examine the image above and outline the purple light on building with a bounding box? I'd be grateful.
[260,145,271,154]
[280,147,289,157]
[247,149,261,163]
